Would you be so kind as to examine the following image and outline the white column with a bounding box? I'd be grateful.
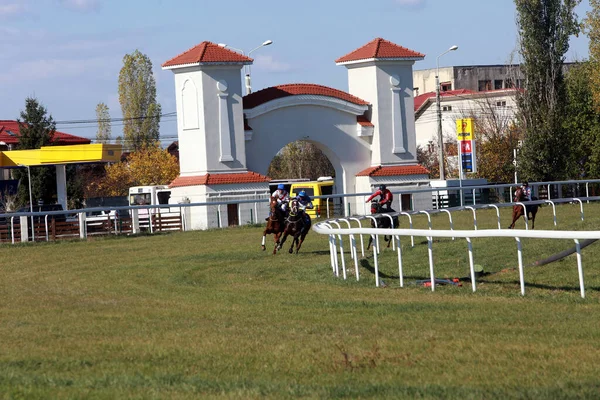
[217,80,233,162]
[56,165,68,209]
[390,75,405,154]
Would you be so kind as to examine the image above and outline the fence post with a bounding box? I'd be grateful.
[131,209,140,234]
[79,212,87,239]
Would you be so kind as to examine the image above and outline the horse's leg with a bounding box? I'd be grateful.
[289,234,298,254]
[278,231,289,252]
[261,229,267,251]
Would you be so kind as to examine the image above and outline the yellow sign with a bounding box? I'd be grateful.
[456,118,474,141]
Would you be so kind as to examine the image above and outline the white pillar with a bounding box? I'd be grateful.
[56,165,68,209]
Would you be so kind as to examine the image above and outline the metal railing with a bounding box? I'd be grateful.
[312,195,600,299]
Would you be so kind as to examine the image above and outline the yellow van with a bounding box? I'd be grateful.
[290,179,334,217]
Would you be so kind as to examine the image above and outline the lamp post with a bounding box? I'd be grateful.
[435,45,458,180]
[218,40,273,95]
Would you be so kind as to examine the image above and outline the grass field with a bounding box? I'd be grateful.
[1,203,600,399]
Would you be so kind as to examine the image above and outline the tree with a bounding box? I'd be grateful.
[514,0,581,181]
[86,144,179,197]
[585,0,600,111]
[15,98,58,206]
[95,102,112,143]
[563,62,600,178]
[267,141,335,180]
[118,50,161,151]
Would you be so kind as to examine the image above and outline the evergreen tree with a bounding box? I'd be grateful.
[15,98,58,206]
[118,50,161,151]
[514,0,581,181]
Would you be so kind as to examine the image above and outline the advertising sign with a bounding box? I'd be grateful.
[456,118,477,174]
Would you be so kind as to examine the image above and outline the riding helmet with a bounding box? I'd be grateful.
[277,183,285,190]
[379,184,386,191]
[299,190,306,198]
[522,181,529,187]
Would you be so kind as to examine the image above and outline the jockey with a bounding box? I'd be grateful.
[366,184,394,211]
[521,181,532,201]
[271,183,290,213]
[296,190,313,228]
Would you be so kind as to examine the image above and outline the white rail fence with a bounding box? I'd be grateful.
[313,197,600,299]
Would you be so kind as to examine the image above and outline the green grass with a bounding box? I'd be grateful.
[1,203,600,399]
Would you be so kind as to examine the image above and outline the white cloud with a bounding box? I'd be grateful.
[395,0,426,8]
[0,56,113,83]
[0,2,29,16]
[253,55,292,73]
[59,0,100,12]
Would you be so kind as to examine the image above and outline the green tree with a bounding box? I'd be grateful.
[563,62,600,178]
[584,0,600,111]
[95,102,112,143]
[118,50,161,151]
[15,98,58,206]
[514,0,581,181]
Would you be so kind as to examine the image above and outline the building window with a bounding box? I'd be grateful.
[516,79,523,88]
[494,80,503,90]
[505,78,513,88]
[441,82,452,92]
[478,80,492,91]
[442,105,452,112]
[496,100,507,107]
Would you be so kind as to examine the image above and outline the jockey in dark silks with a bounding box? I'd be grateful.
[521,181,532,201]
[296,190,313,231]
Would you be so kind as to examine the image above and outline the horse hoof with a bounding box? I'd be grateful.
[289,248,293,254]
[261,246,266,251]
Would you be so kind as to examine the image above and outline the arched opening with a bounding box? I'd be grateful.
[267,140,335,181]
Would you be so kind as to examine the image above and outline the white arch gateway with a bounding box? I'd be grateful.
[162,38,431,229]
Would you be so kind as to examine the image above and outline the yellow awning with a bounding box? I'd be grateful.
[0,144,122,167]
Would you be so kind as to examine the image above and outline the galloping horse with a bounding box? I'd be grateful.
[366,200,399,250]
[277,199,311,254]
[262,198,286,254]
[508,187,539,229]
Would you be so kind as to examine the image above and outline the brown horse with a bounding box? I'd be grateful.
[262,198,286,254]
[366,199,399,250]
[508,187,539,229]
[277,199,311,254]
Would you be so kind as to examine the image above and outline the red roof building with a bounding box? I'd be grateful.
[0,120,91,148]
[162,41,253,69]
[335,37,425,64]
[243,83,369,109]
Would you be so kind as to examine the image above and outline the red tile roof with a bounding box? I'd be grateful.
[356,165,429,177]
[0,120,91,146]
[413,89,476,112]
[357,115,373,126]
[336,38,425,64]
[162,41,253,68]
[243,83,369,109]
[169,171,270,188]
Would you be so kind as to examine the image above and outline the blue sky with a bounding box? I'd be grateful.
[0,0,592,145]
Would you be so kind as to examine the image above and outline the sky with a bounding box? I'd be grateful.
[0,0,592,145]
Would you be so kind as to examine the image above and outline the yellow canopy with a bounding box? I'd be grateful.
[0,144,122,167]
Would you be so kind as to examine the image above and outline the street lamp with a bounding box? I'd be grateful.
[218,40,273,95]
[435,45,458,180]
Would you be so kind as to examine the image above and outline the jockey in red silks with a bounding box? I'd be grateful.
[271,183,290,213]
[366,184,394,212]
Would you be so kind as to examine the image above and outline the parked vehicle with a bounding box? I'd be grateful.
[290,178,335,217]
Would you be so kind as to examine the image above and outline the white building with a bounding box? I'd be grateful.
[162,38,433,229]
[414,88,519,151]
